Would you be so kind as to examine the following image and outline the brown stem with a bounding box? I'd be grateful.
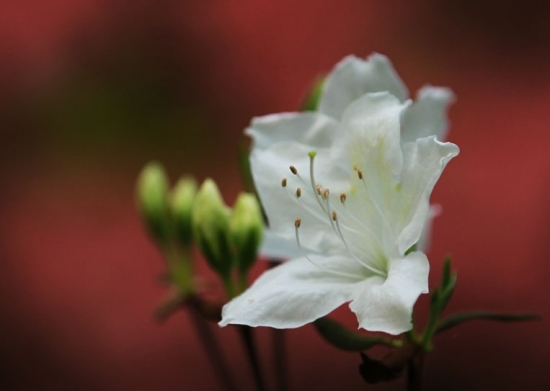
[238,326,266,391]
[406,353,424,391]
[188,307,237,391]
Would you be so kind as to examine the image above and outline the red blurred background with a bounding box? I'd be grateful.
[1,1,549,390]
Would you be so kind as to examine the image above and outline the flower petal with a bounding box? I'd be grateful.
[246,112,338,151]
[396,137,459,254]
[260,228,302,260]
[401,86,455,143]
[349,251,429,335]
[219,256,364,328]
[331,92,411,255]
[319,53,409,120]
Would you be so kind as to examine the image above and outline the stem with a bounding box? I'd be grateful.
[238,326,266,391]
[272,328,288,391]
[188,307,237,391]
[406,353,424,391]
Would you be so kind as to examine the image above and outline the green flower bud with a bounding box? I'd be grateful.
[192,179,233,278]
[136,161,171,247]
[230,193,264,274]
[170,176,198,246]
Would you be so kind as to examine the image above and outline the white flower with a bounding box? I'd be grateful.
[219,54,459,335]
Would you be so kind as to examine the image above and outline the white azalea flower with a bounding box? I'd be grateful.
[220,55,459,335]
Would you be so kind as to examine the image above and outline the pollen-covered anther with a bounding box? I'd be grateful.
[316,184,322,195]
[332,211,337,221]
[323,188,329,200]
[289,165,298,175]
[340,193,347,204]
[296,187,302,198]
[357,169,363,180]
[281,178,287,187]
[294,218,301,228]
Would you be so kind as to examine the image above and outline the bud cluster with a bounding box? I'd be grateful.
[136,161,264,298]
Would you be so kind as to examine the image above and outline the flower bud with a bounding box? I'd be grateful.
[230,193,264,273]
[192,179,233,277]
[170,176,198,246]
[136,161,171,246]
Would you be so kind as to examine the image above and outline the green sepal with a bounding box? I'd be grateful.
[313,317,400,352]
[436,312,541,335]
[300,76,325,112]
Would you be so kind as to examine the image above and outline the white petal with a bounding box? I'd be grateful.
[219,256,363,328]
[246,112,338,151]
[249,138,348,255]
[349,251,429,335]
[396,137,459,254]
[401,86,454,143]
[260,228,302,260]
[416,204,442,253]
[332,92,410,255]
[319,53,409,120]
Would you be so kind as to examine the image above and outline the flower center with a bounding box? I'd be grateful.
[281,151,387,279]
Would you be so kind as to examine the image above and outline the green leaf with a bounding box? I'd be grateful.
[237,137,256,195]
[442,256,452,288]
[436,312,541,334]
[300,76,325,112]
[313,317,399,351]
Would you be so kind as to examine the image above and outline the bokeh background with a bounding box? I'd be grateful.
[1,1,549,390]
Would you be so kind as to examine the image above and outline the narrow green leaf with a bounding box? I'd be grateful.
[300,76,325,112]
[442,256,452,288]
[313,317,399,351]
[237,137,256,195]
[436,312,541,334]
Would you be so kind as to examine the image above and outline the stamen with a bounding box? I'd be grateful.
[355,165,393,237]
[295,218,301,228]
[308,151,327,213]
[296,187,302,198]
[332,211,337,221]
[281,178,287,187]
[333,214,386,277]
[289,165,298,175]
[323,189,329,200]
[340,193,347,204]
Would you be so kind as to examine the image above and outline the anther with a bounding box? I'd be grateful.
[340,193,347,204]
[316,184,322,195]
[289,165,298,175]
[295,218,301,228]
[296,187,302,198]
[323,188,329,200]
[332,211,337,221]
[353,164,359,171]
[357,169,363,180]
[281,178,287,187]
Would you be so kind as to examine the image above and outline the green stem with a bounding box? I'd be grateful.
[222,274,236,299]
[163,244,195,295]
